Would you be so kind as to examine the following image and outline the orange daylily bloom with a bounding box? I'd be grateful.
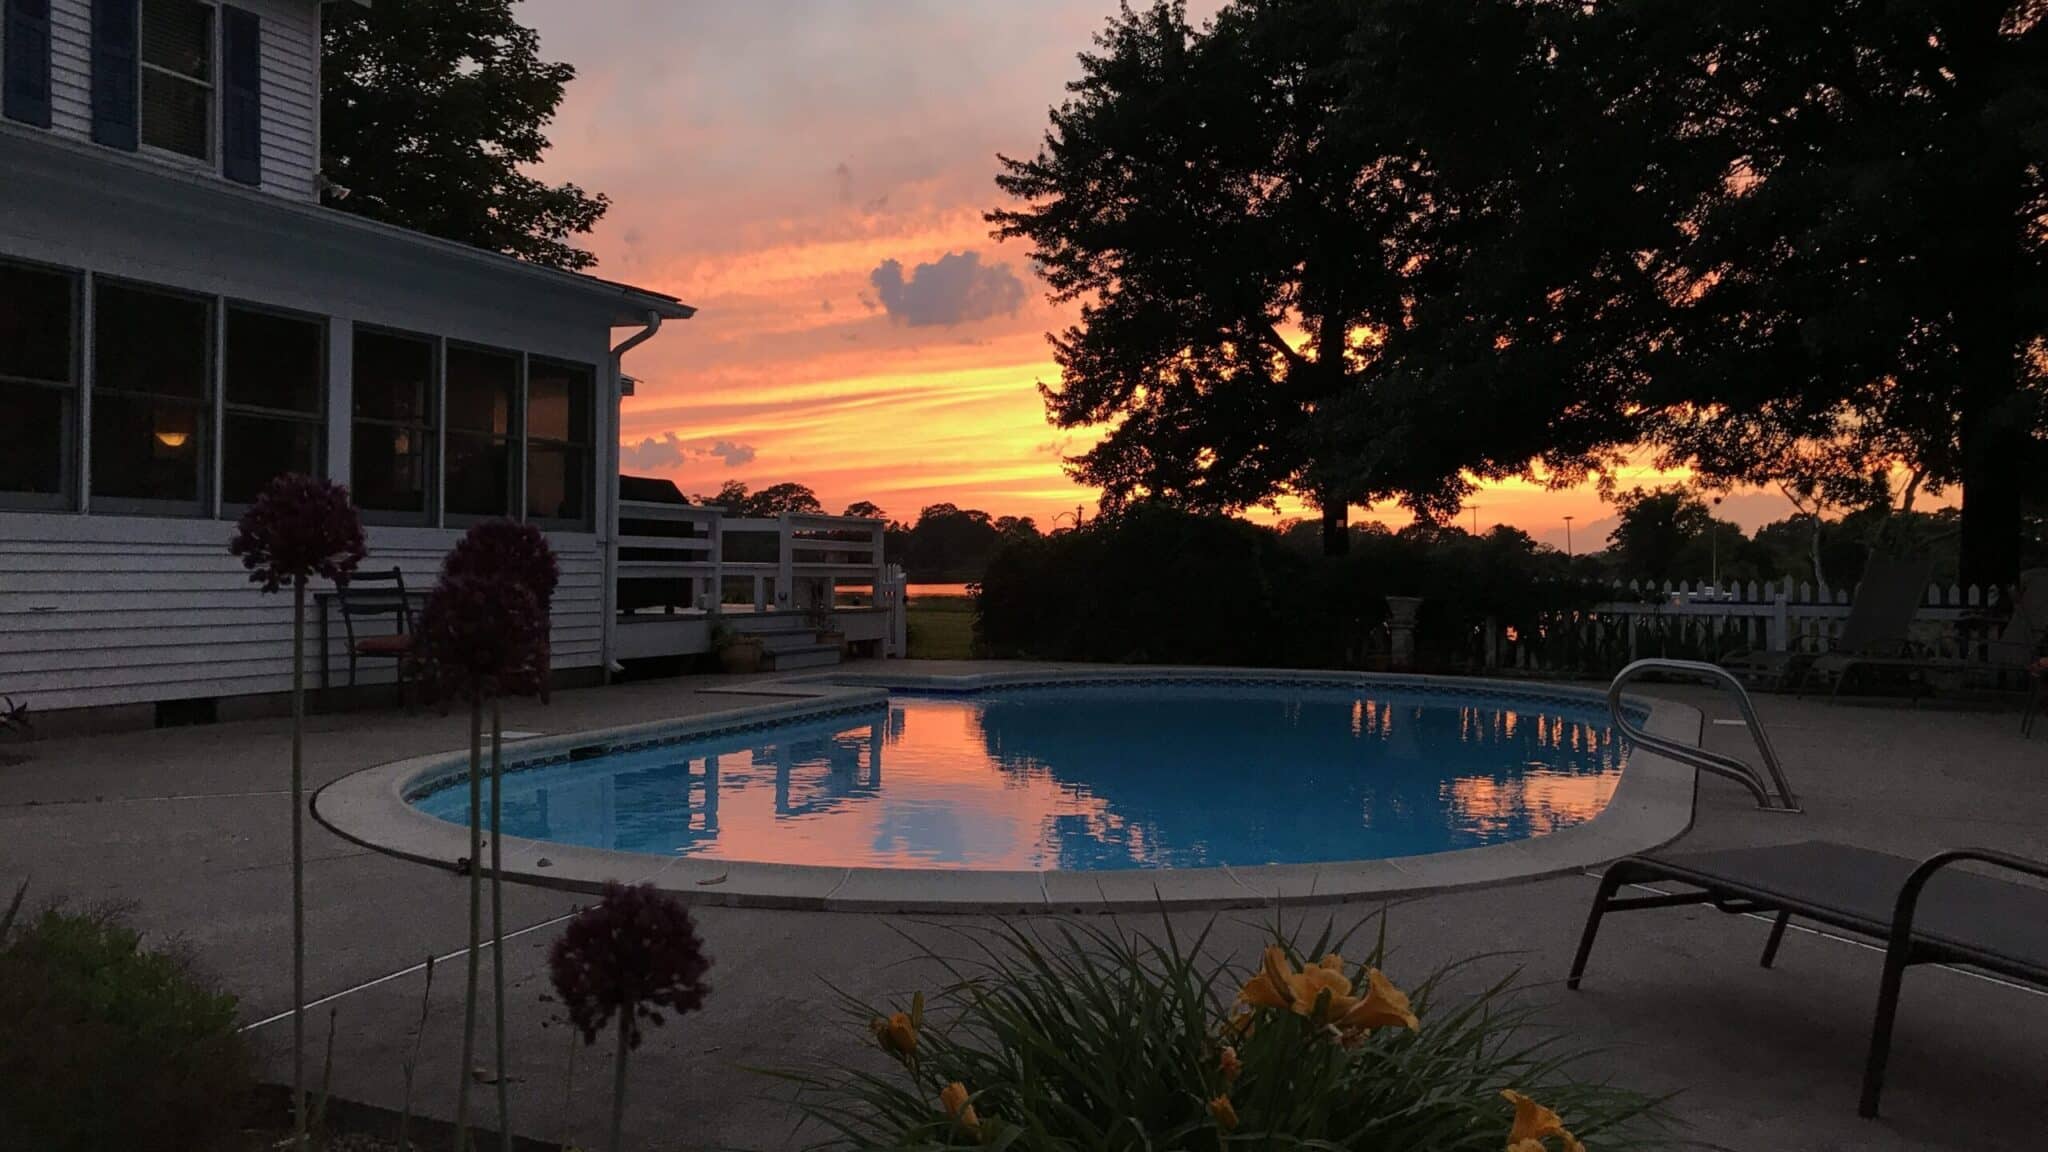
[940,1080,980,1135]
[1236,948,1419,1037]
[1218,1045,1242,1082]
[1503,1089,1585,1152]
[1209,1094,1239,1132]
[1339,967,1420,1034]
[870,1011,917,1060]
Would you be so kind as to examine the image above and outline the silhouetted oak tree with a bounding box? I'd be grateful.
[991,1,1658,555]
[1581,0,2048,586]
[322,0,609,270]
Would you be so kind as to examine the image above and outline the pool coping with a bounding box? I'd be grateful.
[311,668,1700,914]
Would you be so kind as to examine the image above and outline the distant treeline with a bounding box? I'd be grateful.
[680,479,1042,583]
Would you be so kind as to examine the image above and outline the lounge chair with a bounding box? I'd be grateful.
[1793,553,1936,696]
[1567,840,2048,1117]
[1812,566,2048,705]
[1925,566,2048,699]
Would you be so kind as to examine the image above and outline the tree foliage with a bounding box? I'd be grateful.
[1594,0,2048,586]
[990,0,1670,553]
[695,481,826,517]
[321,0,609,270]
[1000,0,2048,580]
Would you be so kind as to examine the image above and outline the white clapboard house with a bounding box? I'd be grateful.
[0,0,694,722]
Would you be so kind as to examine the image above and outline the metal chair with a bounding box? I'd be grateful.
[335,567,418,706]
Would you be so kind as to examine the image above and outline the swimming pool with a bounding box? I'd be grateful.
[409,680,1630,871]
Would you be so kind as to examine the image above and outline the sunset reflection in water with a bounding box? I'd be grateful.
[422,685,1627,871]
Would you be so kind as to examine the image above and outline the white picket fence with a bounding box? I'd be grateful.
[1475,576,2021,675]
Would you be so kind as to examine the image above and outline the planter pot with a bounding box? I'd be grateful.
[1384,595,1425,669]
[718,638,764,674]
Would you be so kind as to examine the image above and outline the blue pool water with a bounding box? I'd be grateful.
[413,681,1628,871]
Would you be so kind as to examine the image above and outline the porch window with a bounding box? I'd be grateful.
[222,304,324,505]
[91,279,210,513]
[139,0,212,160]
[351,328,436,521]
[525,357,593,526]
[444,344,517,518]
[0,260,76,506]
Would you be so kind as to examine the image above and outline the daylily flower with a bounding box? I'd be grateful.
[940,1081,979,1135]
[1235,947,1419,1038]
[870,1012,918,1060]
[1208,1094,1239,1132]
[1218,1045,1241,1082]
[1503,1089,1585,1152]
[1345,967,1421,1034]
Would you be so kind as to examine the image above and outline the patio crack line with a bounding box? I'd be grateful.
[2,788,293,809]
[821,868,853,903]
[238,909,580,1033]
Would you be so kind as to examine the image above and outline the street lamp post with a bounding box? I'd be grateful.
[1564,515,1574,559]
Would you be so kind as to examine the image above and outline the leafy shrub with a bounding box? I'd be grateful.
[976,505,1611,672]
[0,903,252,1152]
[787,918,1664,1150]
[977,505,1300,665]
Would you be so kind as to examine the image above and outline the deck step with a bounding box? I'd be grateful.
[762,643,842,671]
[756,630,831,653]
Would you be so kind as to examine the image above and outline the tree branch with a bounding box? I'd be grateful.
[1260,323,1309,373]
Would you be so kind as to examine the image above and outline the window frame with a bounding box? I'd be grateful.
[0,255,80,512]
[441,339,522,526]
[135,0,217,168]
[523,355,596,531]
[218,297,327,515]
[349,324,440,527]
[88,275,215,518]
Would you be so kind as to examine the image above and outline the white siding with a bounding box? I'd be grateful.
[48,0,93,137]
[12,0,322,201]
[0,135,669,716]
[248,0,319,199]
[0,517,605,711]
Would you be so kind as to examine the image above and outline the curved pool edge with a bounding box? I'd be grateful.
[312,669,1700,914]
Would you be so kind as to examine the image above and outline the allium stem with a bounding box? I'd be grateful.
[292,578,307,1152]
[457,700,483,1151]
[609,1010,631,1152]
[491,700,511,1152]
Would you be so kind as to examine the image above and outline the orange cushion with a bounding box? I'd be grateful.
[354,634,414,655]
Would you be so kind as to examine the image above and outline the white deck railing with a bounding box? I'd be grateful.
[1472,575,2024,675]
[615,502,904,651]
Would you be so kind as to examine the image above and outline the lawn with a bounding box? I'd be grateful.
[906,594,977,659]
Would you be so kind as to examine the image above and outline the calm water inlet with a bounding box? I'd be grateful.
[414,682,1628,871]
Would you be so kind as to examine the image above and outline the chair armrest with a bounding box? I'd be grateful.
[1888,849,2048,955]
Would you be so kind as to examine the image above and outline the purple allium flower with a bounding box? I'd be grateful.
[416,573,547,701]
[229,474,366,592]
[442,520,561,613]
[549,883,711,1049]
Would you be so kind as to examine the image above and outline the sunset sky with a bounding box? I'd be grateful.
[517,0,1819,550]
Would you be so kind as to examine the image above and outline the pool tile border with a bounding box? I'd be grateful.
[312,667,1700,914]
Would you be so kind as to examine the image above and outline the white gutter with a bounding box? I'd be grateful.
[600,311,666,681]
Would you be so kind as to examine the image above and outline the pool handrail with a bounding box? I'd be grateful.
[1608,658,1800,812]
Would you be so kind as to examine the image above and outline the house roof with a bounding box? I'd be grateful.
[0,122,696,326]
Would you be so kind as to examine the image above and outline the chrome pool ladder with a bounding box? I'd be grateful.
[1608,658,1800,813]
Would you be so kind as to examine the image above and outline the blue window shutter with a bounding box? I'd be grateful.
[3,0,53,128]
[221,6,261,184]
[91,0,138,149]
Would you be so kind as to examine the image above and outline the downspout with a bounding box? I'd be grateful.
[602,311,663,682]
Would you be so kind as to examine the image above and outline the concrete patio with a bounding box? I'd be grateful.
[2,662,2043,1151]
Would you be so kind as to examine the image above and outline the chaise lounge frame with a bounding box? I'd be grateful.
[1566,840,2048,1118]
